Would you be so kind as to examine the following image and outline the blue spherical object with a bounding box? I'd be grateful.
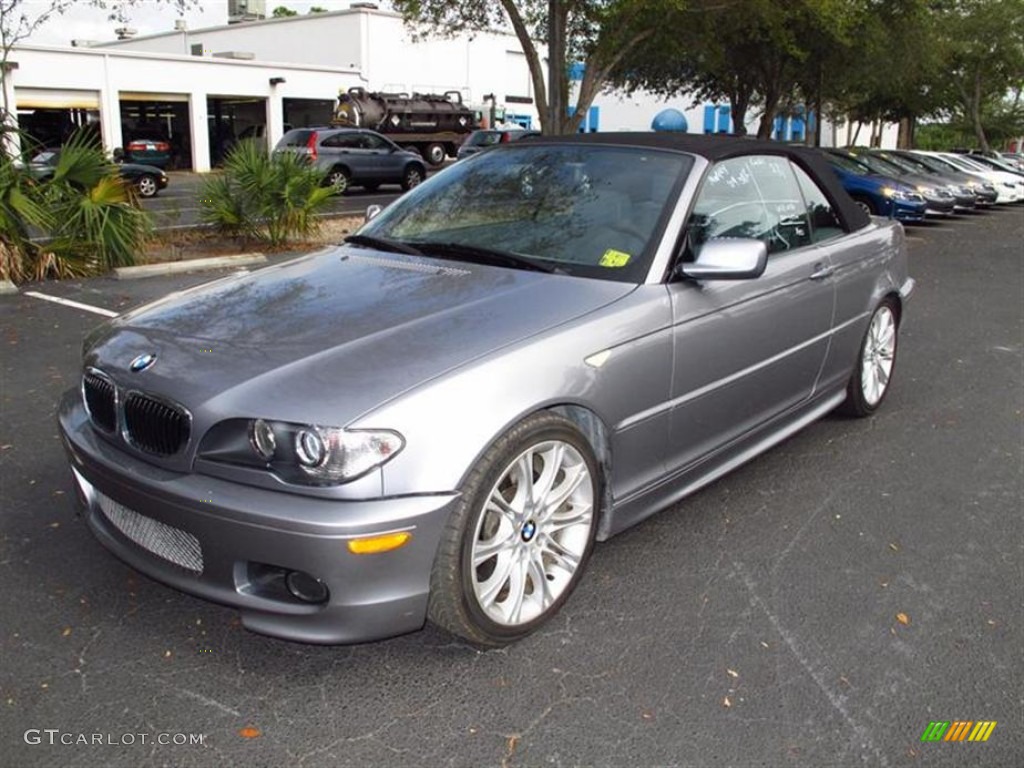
[651,109,689,132]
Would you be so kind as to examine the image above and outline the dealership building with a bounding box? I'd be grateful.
[2,4,895,171]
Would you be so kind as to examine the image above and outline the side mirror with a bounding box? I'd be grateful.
[364,204,383,223]
[679,238,767,281]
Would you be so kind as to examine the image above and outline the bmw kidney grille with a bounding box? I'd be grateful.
[82,370,190,456]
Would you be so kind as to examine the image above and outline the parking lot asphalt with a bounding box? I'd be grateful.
[1,207,1021,767]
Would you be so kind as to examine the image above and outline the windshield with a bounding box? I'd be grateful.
[359,144,692,282]
[31,151,58,165]
[904,153,954,175]
[851,152,907,178]
[827,154,870,175]
[875,152,926,175]
[466,131,502,147]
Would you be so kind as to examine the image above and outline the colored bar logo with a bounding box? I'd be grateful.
[920,721,996,742]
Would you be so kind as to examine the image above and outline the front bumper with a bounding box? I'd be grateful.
[891,199,927,222]
[922,196,956,215]
[58,389,458,644]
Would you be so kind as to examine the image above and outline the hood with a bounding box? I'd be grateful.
[86,246,634,429]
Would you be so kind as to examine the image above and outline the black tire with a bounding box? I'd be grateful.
[837,297,900,417]
[401,165,425,191]
[326,167,350,195]
[424,142,447,166]
[134,174,159,198]
[853,196,876,216]
[428,412,601,647]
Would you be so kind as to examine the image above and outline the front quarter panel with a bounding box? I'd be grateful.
[354,286,674,503]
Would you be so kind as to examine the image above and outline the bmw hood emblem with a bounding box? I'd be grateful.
[129,353,157,373]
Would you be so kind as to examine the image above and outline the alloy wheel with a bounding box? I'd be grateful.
[469,440,594,627]
[861,305,896,406]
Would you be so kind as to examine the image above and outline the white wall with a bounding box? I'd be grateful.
[9,45,361,170]
[98,9,543,127]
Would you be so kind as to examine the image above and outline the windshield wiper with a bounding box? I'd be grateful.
[343,234,424,256]
[408,241,560,274]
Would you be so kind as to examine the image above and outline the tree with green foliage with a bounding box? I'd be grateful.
[272,5,298,17]
[309,5,328,11]
[391,0,685,135]
[614,0,864,141]
[932,0,1024,151]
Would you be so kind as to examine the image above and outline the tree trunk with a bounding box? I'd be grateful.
[971,71,990,152]
[547,0,567,134]
[813,61,823,147]
[498,0,550,133]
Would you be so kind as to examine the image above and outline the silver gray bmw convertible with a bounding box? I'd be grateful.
[59,134,913,646]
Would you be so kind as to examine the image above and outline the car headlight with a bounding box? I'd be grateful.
[916,185,935,196]
[199,418,404,485]
[882,187,911,200]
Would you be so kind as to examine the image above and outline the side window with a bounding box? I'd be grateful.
[791,163,844,242]
[688,155,811,258]
[321,133,359,149]
[360,133,389,150]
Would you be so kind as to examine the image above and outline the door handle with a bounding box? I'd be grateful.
[809,263,834,281]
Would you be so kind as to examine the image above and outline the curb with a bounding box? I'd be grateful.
[0,279,18,295]
[114,253,266,280]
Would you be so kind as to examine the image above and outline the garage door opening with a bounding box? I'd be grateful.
[283,98,335,130]
[207,95,268,166]
[119,93,192,170]
[15,88,101,154]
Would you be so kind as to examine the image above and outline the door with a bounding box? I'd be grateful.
[319,132,365,179]
[359,132,405,182]
[665,155,836,472]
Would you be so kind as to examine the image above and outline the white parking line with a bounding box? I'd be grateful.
[23,291,119,318]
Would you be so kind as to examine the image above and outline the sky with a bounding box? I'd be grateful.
[21,1,360,47]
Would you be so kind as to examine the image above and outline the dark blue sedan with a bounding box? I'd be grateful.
[823,152,926,221]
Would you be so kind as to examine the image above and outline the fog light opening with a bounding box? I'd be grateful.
[284,570,329,604]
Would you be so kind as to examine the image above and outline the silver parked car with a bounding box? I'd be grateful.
[59,134,913,646]
[274,126,426,194]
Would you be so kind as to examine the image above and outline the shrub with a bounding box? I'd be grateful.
[1,130,150,282]
[199,139,334,247]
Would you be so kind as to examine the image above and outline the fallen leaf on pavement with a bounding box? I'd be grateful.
[896,612,910,626]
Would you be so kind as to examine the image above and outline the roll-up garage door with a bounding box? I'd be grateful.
[119,92,189,103]
[16,88,100,109]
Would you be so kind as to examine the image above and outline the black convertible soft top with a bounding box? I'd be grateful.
[526,132,872,233]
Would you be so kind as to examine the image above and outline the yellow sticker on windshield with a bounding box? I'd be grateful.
[600,249,632,268]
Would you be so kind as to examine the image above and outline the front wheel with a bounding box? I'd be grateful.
[838,297,899,417]
[401,165,424,191]
[853,196,876,216]
[135,174,159,198]
[428,413,600,647]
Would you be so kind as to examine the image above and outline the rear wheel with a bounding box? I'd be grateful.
[838,297,899,417]
[401,165,425,191]
[428,412,600,647]
[326,167,350,194]
[424,143,447,166]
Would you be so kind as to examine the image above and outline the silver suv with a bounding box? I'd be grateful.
[274,127,426,194]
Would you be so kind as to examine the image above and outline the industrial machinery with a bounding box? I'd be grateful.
[333,87,478,165]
